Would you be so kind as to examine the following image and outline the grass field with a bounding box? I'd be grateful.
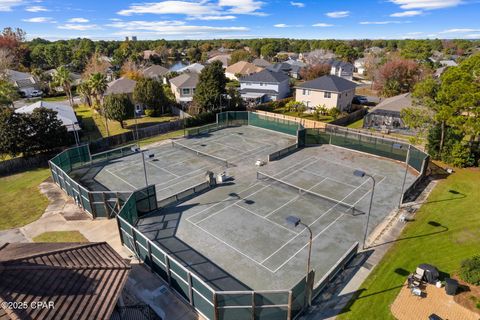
[347,118,364,129]
[33,231,89,242]
[74,104,178,140]
[0,168,50,230]
[338,167,480,319]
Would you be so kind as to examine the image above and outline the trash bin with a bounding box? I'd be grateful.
[445,278,458,296]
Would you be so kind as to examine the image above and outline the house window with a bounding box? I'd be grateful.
[324,92,331,98]
[303,89,310,95]
[182,88,190,95]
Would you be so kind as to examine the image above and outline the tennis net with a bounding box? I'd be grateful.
[172,141,230,167]
[257,171,356,213]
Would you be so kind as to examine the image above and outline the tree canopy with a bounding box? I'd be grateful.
[103,93,134,128]
[193,60,227,112]
[133,78,169,115]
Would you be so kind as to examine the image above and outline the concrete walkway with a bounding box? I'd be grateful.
[0,178,200,320]
[300,178,438,320]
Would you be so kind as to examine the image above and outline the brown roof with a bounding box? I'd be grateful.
[225,61,263,75]
[0,242,130,320]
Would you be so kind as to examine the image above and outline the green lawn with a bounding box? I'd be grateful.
[74,104,178,140]
[0,168,50,230]
[347,118,364,129]
[338,167,480,319]
[33,231,89,242]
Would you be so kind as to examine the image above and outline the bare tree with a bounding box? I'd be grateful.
[0,48,14,78]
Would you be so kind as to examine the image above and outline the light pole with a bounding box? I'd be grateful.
[70,120,80,146]
[132,146,153,187]
[133,107,139,142]
[286,215,313,308]
[393,143,411,208]
[353,170,376,250]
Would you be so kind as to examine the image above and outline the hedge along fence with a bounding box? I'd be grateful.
[329,107,368,126]
[49,144,132,218]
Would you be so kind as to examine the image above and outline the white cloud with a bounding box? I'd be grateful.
[68,17,89,23]
[290,1,304,8]
[106,20,248,36]
[326,11,349,18]
[58,23,101,30]
[360,20,411,25]
[25,5,49,12]
[22,16,56,23]
[312,23,333,27]
[0,0,23,11]
[389,0,463,10]
[187,15,236,20]
[439,28,479,33]
[118,0,265,18]
[390,10,422,17]
[273,23,303,28]
[465,33,480,38]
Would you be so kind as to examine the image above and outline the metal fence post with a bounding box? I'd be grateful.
[165,256,172,286]
[251,292,255,320]
[213,292,219,320]
[287,291,292,320]
[188,273,194,306]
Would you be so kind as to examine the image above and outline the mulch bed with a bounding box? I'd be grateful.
[453,275,480,315]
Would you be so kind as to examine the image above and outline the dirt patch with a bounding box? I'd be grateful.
[453,276,480,316]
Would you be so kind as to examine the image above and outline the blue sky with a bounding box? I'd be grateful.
[1,0,479,40]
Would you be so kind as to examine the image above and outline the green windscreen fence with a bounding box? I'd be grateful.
[249,112,300,136]
[305,128,429,173]
[217,111,249,127]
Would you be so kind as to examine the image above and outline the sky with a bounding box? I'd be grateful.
[0,0,480,41]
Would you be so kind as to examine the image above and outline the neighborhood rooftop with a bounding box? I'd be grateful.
[0,242,130,320]
[240,69,289,83]
[169,72,199,88]
[296,74,357,92]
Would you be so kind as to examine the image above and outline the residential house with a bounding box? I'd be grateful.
[439,60,458,67]
[354,58,366,76]
[169,72,199,103]
[267,62,302,79]
[142,64,169,84]
[0,242,130,320]
[363,93,424,133]
[239,69,290,103]
[225,61,263,80]
[104,77,143,114]
[325,59,354,81]
[207,54,231,68]
[295,75,357,111]
[177,63,204,74]
[16,101,81,132]
[44,69,82,92]
[252,58,272,68]
[143,49,159,60]
[5,69,39,97]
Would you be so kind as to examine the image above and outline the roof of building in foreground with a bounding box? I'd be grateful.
[0,242,130,320]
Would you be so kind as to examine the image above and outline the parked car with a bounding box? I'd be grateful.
[353,95,368,105]
[30,90,43,97]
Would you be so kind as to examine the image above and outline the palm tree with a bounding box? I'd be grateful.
[52,66,74,106]
[88,73,108,108]
[88,73,109,136]
[77,81,93,107]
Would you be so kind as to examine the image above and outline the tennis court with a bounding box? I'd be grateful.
[136,135,418,291]
[74,126,297,199]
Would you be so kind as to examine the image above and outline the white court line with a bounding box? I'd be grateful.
[191,184,270,225]
[263,177,328,219]
[300,169,360,190]
[105,168,138,190]
[268,175,386,272]
[260,173,379,266]
[154,166,210,191]
[147,160,180,178]
[189,222,276,273]
[273,156,320,178]
[234,203,299,235]
[184,182,264,222]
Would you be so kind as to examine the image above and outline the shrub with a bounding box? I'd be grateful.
[450,142,475,168]
[460,255,480,285]
[144,108,156,117]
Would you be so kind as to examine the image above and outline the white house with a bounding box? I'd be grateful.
[15,101,81,132]
[326,59,354,81]
[225,61,263,81]
[239,69,290,103]
[5,69,40,97]
[354,58,366,76]
[295,75,357,112]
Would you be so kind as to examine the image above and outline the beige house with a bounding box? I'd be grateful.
[225,61,263,80]
[295,75,357,112]
[169,72,199,103]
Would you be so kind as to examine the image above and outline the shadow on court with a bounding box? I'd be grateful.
[136,203,251,291]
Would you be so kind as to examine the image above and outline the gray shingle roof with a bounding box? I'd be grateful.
[142,65,169,78]
[0,242,130,320]
[240,69,289,83]
[252,58,272,68]
[296,75,357,92]
[105,77,137,95]
[169,72,199,88]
